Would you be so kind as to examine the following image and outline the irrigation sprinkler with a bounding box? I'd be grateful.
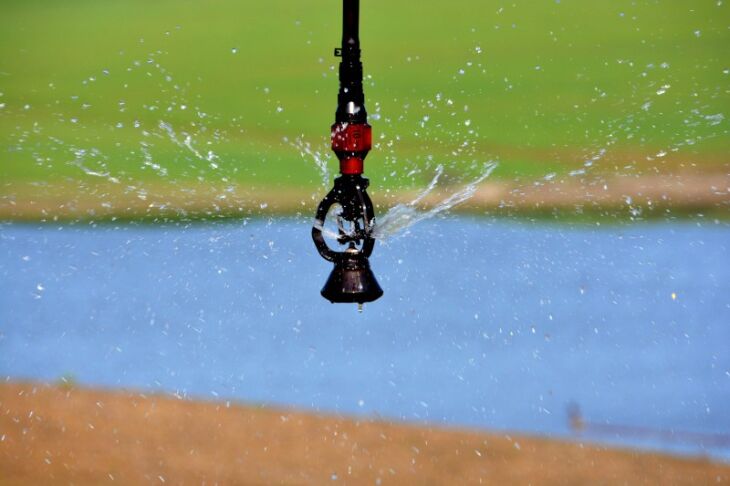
[311,0,383,306]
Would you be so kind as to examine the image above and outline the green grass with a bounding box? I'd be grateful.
[1,0,728,194]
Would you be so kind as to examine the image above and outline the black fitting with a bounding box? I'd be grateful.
[312,175,375,263]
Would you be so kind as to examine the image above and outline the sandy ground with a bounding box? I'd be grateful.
[1,170,729,221]
[1,382,728,485]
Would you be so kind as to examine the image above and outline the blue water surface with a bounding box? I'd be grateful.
[1,218,729,458]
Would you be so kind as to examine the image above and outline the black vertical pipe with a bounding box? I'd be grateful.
[342,0,360,49]
[336,0,367,124]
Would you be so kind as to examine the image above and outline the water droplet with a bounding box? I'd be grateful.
[704,113,724,126]
[656,84,671,95]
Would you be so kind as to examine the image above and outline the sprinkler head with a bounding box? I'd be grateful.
[312,175,383,305]
[311,0,383,305]
[320,248,383,304]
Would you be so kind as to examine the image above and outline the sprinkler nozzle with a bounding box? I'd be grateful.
[312,0,383,304]
[312,175,383,304]
[320,247,383,304]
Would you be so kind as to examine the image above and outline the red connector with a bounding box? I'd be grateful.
[331,122,372,151]
[331,122,371,175]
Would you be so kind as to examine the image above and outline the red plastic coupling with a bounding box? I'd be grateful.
[331,122,371,174]
[331,122,372,152]
[340,157,364,175]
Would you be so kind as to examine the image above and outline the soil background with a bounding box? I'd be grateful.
[1,382,728,485]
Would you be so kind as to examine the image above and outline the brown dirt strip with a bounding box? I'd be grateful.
[1,382,728,485]
[1,171,729,221]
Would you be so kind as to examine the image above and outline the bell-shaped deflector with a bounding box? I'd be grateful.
[321,252,383,304]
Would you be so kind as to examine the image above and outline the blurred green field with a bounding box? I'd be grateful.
[0,0,728,196]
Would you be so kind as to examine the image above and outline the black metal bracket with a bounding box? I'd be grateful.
[312,175,375,263]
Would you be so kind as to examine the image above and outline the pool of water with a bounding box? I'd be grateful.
[1,217,729,459]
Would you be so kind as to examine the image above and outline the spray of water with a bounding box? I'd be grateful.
[312,204,345,241]
[372,162,498,240]
[310,162,498,243]
[159,121,221,170]
[9,35,724,226]
[70,147,120,184]
[287,137,331,189]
